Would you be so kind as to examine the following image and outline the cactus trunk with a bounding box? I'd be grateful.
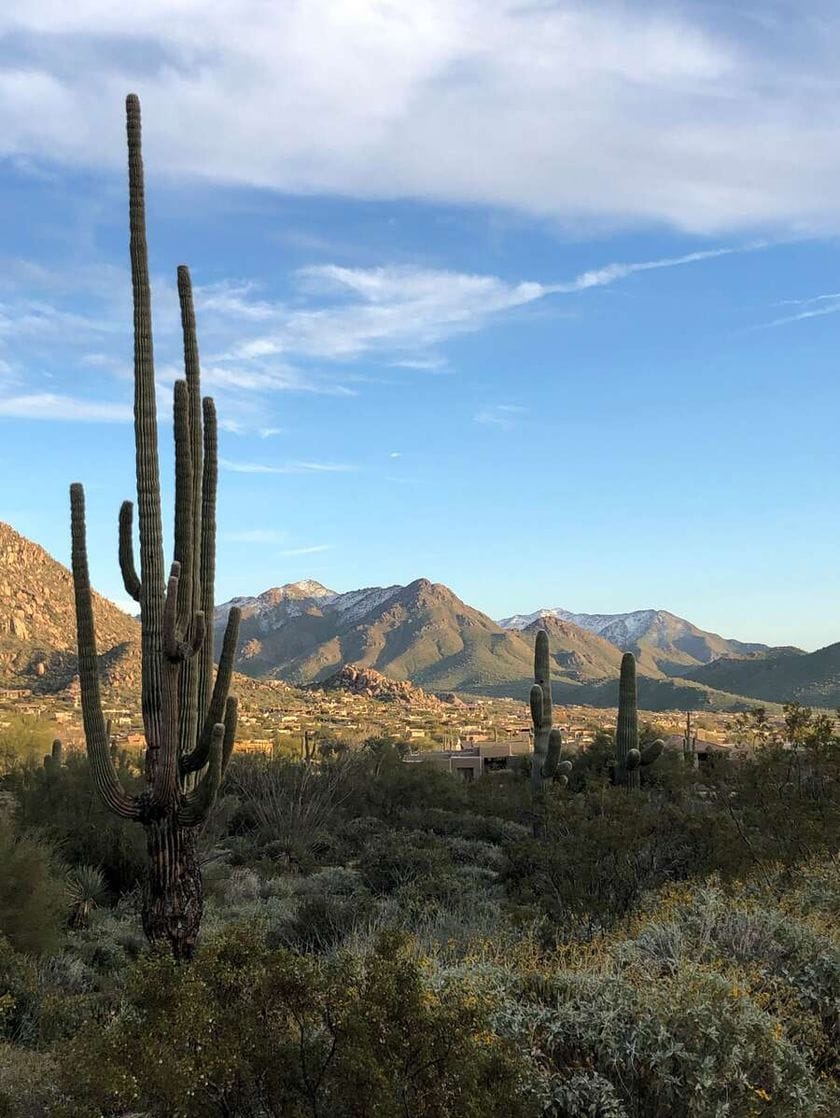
[615,652,640,788]
[142,817,202,961]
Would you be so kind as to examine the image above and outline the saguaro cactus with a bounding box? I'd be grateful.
[682,710,698,767]
[69,94,241,960]
[614,652,663,789]
[530,630,572,834]
[43,739,63,771]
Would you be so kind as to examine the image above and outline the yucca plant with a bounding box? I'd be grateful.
[66,864,107,930]
[69,95,240,959]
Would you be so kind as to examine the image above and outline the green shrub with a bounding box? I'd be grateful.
[0,825,68,956]
[57,926,530,1118]
[358,831,457,898]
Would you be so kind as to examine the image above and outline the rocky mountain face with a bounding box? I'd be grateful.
[216,577,537,693]
[0,521,826,711]
[500,605,800,676]
[0,522,139,691]
[215,578,788,709]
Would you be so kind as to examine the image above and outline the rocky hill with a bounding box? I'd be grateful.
[0,522,139,692]
[309,664,440,705]
[683,643,840,708]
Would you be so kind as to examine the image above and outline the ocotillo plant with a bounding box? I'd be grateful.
[530,630,572,834]
[69,94,241,960]
[614,652,663,789]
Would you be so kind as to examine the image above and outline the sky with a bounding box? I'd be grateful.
[1,0,840,650]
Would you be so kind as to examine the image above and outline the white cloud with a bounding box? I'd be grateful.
[219,457,356,475]
[1,2,840,232]
[280,544,333,556]
[223,528,286,543]
[474,403,527,429]
[0,393,131,421]
[760,296,840,329]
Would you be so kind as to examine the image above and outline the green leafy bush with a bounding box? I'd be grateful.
[57,926,529,1118]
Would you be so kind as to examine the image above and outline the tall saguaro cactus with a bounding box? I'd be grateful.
[69,94,241,960]
[614,652,663,789]
[530,630,571,835]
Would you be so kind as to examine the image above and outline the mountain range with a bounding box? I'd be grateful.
[2,519,837,711]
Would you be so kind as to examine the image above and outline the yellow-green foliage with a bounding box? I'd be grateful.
[0,718,54,773]
[56,927,528,1118]
[0,824,68,956]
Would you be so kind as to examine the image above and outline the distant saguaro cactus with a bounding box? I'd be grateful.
[614,652,663,789]
[683,710,698,768]
[43,739,63,771]
[530,630,572,835]
[69,95,241,960]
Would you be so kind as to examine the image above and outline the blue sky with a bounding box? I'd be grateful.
[1,1,840,650]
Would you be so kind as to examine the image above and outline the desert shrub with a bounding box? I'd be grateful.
[400,805,529,846]
[620,883,840,1077]
[499,965,828,1116]
[0,824,68,956]
[503,788,745,936]
[4,756,145,894]
[56,926,530,1118]
[223,867,262,905]
[229,756,351,871]
[337,744,467,822]
[358,830,457,898]
[271,892,376,953]
[293,866,367,898]
[0,1043,61,1117]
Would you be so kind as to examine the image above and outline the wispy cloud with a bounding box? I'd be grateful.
[219,457,357,475]
[223,528,286,543]
[280,544,333,556]
[474,404,527,429]
[205,246,751,369]
[0,393,131,422]
[759,291,840,329]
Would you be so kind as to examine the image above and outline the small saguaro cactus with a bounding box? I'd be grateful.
[530,630,572,833]
[614,652,664,789]
[43,739,63,771]
[683,710,699,768]
[69,94,241,960]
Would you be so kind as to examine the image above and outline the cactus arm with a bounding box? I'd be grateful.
[529,684,544,732]
[118,501,141,601]
[641,739,664,766]
[544,727,563,779]
[70,483,139,821]
[127,92,166,761]
[177,266,204,610]
[197,397,218,723]
[177,722,224,827]
[220,696,238,777]
[172,380,195,634]
[176,268,205,758]
[180,606,240,775]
